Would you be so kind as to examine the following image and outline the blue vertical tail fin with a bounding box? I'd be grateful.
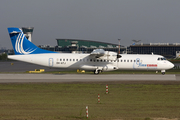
[7,27,56,55]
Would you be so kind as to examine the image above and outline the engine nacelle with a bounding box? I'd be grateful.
[90,49,121,60]
[99,51,118,60]
[103,65,118,71]
[80,65,103,70]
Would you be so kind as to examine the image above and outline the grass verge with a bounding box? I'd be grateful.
[0,83,180,120]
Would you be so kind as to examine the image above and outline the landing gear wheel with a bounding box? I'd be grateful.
[94,70,99,75]
[161,70,166,75]
[94,69,101,75]
[162,72,165,75]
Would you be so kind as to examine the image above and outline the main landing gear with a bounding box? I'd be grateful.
[94,69,102,75]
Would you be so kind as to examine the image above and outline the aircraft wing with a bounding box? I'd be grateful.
[90,49,121,60]
[90,49,105,58]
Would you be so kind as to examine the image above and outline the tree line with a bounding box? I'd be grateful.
[0,53,7,60]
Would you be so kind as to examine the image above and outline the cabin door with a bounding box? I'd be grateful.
[49,58,53,67]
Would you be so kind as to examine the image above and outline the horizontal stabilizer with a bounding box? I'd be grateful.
[8,28,22,34]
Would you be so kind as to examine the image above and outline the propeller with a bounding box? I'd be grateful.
[112,53,121,60]
[117,54,121,59]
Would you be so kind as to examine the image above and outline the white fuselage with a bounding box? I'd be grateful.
[8,53,174,72]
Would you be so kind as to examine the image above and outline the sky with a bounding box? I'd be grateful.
[0,0,180,49]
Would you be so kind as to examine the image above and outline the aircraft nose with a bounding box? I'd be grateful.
[169,62,174,69]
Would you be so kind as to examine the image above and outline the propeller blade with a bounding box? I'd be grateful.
[117,54,121,59]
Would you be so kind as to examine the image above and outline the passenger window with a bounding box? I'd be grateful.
[60,59,62,61]
[94,59,96,62]
[121,60,123,62]
[97,60,99,62]
[73,59,75,61]
[124,60,126,62]
[90,59,92,62]
[104,60,106,62]
[131,60,132,62]
[101,60,103,62]
[66,59,68,61]
[76,59,78,61]
[127,60,129,62]
[63,59,65,61]
[134,60,136,62]
[70,59,71,61]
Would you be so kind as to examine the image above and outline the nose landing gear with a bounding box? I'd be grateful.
[161,70,166,75]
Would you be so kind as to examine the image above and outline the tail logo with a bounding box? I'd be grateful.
[15,31,37,55]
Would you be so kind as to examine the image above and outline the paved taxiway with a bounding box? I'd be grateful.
[0,74,178,83]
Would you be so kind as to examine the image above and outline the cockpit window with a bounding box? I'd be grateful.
[163,58,166,60]
[157,57,166,61]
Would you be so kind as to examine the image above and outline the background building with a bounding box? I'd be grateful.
[51,39,126,53]
[4,27,180,58]
[130,43,180,58]
[21,27,34,42]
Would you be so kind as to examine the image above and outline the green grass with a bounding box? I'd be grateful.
[0,83,180,120]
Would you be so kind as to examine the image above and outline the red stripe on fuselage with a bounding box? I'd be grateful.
[147,64,157,67]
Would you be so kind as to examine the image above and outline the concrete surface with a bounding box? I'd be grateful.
[0,74,177,83]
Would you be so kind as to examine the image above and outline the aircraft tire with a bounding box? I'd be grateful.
[94,70,99,75]
[162,72,165,75]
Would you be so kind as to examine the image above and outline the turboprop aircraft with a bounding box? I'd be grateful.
[7,27,174,75]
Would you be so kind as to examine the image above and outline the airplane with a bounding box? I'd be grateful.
[7,27,174,75]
